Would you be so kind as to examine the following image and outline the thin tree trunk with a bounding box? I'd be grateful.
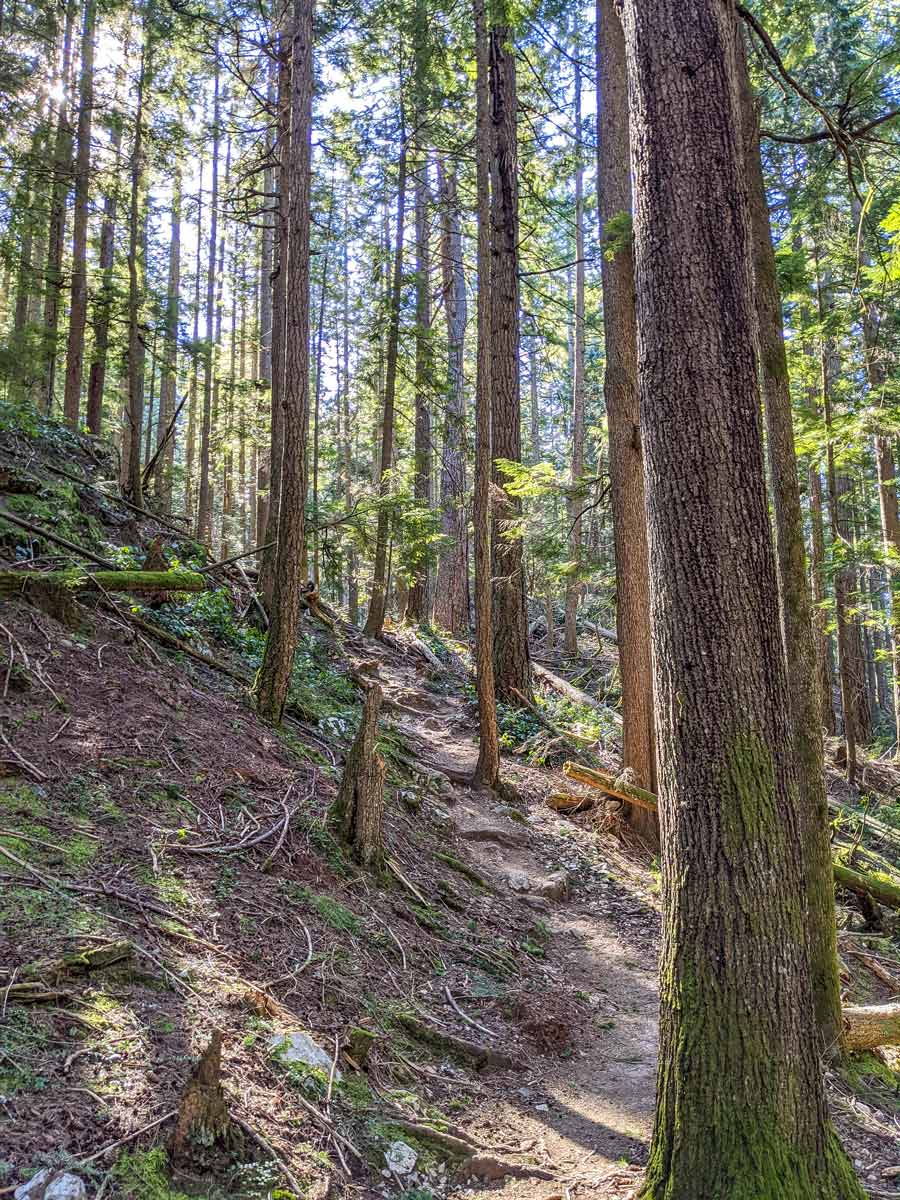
[472,0,500,787]
[363,129,407,639]
[155,164,181,508]
[86,117,123,435]
[125,32,150,506]
[62,0,96,428]
[259,37,290,605]
[808,463,837,734]
[488,11,530,703]
[184,173,203,524]
[406,157,432,624]
[564,43,585,658]
[342,221,358,624]
[618,0,863,1193]
[595,0,657,837]
[40,0,77,413]
[255,0,315,722]
[197,61,220,543]
[432,160,469,634]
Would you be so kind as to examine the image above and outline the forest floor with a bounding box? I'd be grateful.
[1,420,900,1200]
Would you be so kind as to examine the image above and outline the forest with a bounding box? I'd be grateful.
[1,0,900,1196]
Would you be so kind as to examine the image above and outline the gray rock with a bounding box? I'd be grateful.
[268,1031,340,1080]
[534,871,570,900]
[454,816,525,848]
[385,1140,418,1175]
[15,1170,87,1200]
[503,869,531,893]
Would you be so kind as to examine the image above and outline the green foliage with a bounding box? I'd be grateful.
[110,1149,191,1200]
[600,210,633,259]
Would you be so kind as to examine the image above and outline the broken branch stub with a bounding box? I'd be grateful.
[331,683,386,870]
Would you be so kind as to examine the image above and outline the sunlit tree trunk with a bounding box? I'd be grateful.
[62,0,96,428]
[488,8,530,703]
[736,27,841,1053]
[595,0,657,836]
[564,43,585,658]
[433,161,469,634]
[363,129,407,638]
[472,0,500,787]
[155,164,181,508]
[618,0,863,1193]
[255,0,315,722]
[197,60,220,543]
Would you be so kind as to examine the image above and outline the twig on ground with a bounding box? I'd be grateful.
[232,1114,306,1196]
[444,985,497,1039]
[261,922,314,988]
[0,729,48,781]
[78,1109,178,1165]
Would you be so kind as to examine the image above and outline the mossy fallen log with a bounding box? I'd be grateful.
[563,761,658,813]
[395,1012,520,1070]
[831,862,900,911]
[0,569,207,597]
[565,762,900,912]
[843,1003,900,1052]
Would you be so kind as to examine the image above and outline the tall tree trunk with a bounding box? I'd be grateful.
[526,313,540,464]
[618,1,863,1194]
[86,117,123,435]
[595,0,657,837]
[406,158,432,624]
[432,161,469,634]
[40,0,77,413]
[256,116,275,561]
[125,32,150,506]
[472,0,500,788]
[563,43,585,658]
[362,132,407,639]
[197,61,220,543]
[736,29,841,1053]
[62,0,96,428]
[184,172,203,523]
[255,0,315,722]
[259,38,290,605]
[342,223,358,624]
[488,11,530,703]
[155,164,181,508]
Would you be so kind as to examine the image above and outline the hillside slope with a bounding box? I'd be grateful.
[1,420,899,1200]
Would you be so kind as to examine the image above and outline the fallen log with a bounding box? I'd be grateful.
[563,762,658,813]
[395,1012,520,1070]
[0,569,207,598]
[547,791,594,814]
[566,762,900,912]
[584,621,618,645]
[832,862,900,911]
[843,1003,900,1052]
[533,663,622,725]
[0,506,117,568]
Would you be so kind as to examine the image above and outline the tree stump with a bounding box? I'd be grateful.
[331,684,386,870]
[170,1030,236,1168]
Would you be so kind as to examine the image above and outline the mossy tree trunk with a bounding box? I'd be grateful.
[331,684,386,870]
[618,0,865,1195]
[736,30,842,1054]
[170,1030,236,1167]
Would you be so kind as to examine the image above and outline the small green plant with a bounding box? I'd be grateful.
[111,1148,191,1200]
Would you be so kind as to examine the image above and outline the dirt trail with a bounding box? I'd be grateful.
[359,641,658,1197]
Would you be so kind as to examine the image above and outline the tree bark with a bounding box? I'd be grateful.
[808,462,838,734]
[331,684,386,870]
[618,0,863,1194]
[155,164,181,509]
[488,12,530,704]
[62,0,96,428]
[432,161,469,634]
[196,61,220,544]
[363,132,407,639]
[563,43,586,658]
[595,0,657,840]
[472,0,500,788]
[124,33,150,507]
[405,154,432,624]
[736,30,841,1052]
[40,0,77,414]
[255,0,314,723]
[86,114,123,436]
